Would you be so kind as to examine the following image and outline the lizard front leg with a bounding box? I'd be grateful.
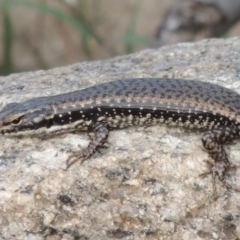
[66,123,109,168]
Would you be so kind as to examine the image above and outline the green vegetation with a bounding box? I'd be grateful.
[0,0,150,75]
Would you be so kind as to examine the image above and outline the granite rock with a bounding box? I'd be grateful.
[0,37,240,240]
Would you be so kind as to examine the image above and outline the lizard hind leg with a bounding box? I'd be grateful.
[201,126,240,193]
[200,160,240,197]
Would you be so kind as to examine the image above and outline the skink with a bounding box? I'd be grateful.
[0,78,239,192]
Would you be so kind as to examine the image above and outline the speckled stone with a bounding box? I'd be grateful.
[0,37,240,240]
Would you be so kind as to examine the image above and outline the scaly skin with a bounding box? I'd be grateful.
[0,78,240,193]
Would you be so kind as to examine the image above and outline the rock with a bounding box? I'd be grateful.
[0,37,240,239]
[156,0,240,46]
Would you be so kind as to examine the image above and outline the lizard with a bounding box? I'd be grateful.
[0,78,239,193]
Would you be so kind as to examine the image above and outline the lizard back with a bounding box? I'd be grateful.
[0,78,240,132]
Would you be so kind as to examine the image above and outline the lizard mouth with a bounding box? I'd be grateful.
[0,125,34,135]
[1,127,21,135]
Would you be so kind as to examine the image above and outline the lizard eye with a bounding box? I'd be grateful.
[12,117,23,125]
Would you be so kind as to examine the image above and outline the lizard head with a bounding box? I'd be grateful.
[0,102,50,134]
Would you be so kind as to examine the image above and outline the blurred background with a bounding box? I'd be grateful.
[1,0,240,76]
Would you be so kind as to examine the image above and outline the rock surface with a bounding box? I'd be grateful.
[0,37,240,240]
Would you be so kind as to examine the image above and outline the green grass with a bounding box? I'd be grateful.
[0,0,151,75]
